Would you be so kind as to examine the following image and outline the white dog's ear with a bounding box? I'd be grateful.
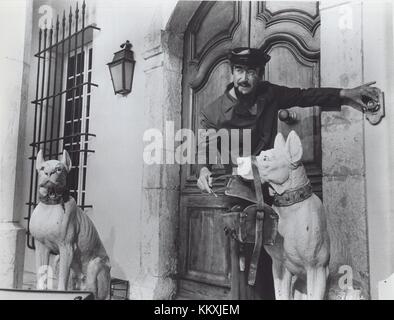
[60,150,72,172]
[36,150,45,171]
[285,131,303,164]
[274,132,286,151]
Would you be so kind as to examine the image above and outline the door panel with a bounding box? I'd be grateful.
[193,1,242,60]
[251,1,322,197]
[264,1,318,14]
[180,196,232,287]
[266,45,319,162]
[190,61,232,179]
[178,1,321,299]
[179,2,249,299]
[181,0,249,191]
[251,1,320,42]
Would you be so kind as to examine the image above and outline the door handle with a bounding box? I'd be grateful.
[364,91,385,125]
[278,109,297,124]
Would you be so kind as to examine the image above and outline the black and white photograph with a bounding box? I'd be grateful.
[0,0,393,307]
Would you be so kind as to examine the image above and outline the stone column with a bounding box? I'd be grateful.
[133,6,183,299]
[0,0,31,288]
[362,1,394,299]
[320,0,370,297]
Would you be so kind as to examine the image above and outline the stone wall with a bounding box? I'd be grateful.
[0,0,31,288]
[321,0,394,299]
[320,0,369,296]
[18,0,183,299]
[136,0,200,299]
[362,0,394,299]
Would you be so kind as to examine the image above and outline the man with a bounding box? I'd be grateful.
[195,47,380,299]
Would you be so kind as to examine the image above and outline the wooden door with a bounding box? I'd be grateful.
[178,1,321,300]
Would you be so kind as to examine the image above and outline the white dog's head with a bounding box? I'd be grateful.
[237,131,303,192]
[36,150,72,204]
[257,131,303,185]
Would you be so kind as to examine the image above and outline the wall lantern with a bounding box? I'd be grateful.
[107,40,135,95]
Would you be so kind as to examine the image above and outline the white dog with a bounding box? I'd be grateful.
[238,131,330,300]
[30,150,111,299]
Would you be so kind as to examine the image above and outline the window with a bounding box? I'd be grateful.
[26,2,100,249]
[63,47,93,206]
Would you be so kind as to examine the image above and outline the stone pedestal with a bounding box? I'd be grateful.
[0,224,26,288]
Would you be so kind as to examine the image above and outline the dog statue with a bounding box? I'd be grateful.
[237,131,330,300]
[30,150,111,300]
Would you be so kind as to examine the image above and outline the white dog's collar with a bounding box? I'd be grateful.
[39,190,70,206]
[273,182,313,207]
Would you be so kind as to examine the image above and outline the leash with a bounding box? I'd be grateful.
[248,156,265,286]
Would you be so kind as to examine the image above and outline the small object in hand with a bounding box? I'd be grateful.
[210,188,218,197]
[239,255,245,272]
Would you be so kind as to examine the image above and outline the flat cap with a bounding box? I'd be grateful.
[228,47,271,67]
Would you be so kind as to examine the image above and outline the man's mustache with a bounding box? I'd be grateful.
[237,81,251,87]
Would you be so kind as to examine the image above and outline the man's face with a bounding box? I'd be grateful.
[232,64,261,96]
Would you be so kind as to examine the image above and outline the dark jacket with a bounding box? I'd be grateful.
[196,81,342,176]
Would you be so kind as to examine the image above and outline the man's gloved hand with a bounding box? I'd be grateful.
[340,81,381,112]
[197,167,213,194]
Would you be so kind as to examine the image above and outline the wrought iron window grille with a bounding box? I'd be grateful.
[25,1,100,250]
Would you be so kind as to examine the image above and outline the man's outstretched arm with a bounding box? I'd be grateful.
[272,81,381,111]
[339,81,381,112]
